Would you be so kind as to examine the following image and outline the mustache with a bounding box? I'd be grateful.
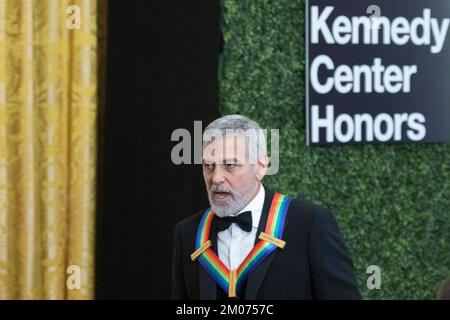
[210,185,233,194]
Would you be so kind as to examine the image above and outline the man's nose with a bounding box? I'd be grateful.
[211,165,226,185]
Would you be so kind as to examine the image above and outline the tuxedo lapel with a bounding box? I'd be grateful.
[245,187,290,300]
[199,217,218,300]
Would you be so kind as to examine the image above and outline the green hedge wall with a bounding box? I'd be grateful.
[219,0,450,299]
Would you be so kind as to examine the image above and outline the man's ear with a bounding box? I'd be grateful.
[256,155,268,181]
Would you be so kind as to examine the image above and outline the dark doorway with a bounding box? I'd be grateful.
[96,0,221,299]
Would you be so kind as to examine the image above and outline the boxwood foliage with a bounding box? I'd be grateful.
[219,0,450,299]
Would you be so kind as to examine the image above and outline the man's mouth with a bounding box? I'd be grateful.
[213,191,231,201]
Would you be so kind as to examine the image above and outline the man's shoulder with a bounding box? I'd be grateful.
[288,195,331,216]
[175,208,209,236]
[281,193,336,227]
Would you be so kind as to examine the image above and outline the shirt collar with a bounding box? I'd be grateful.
[237,184,265,229]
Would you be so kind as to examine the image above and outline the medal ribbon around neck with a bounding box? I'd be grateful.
[191,192,291,297]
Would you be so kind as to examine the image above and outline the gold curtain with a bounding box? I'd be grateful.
[0,0,106,299]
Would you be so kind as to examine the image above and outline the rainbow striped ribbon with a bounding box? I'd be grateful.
[193,192,291,297]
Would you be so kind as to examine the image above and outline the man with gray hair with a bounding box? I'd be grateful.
[172,115,360,300]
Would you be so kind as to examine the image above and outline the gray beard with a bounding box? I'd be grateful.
[209,183,259,217]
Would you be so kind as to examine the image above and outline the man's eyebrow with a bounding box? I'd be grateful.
[223,158,240,164]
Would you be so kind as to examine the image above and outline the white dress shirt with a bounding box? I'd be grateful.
[217,184,265,270]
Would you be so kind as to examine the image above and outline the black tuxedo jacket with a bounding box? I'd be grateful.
[172,188,361,299]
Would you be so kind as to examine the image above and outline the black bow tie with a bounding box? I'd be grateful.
[215,211,253,232]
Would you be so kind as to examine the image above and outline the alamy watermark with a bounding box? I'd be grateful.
[170,121,280,175]
[367,265,381,290]
[66,265,81,290]
[66,5,81,30]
